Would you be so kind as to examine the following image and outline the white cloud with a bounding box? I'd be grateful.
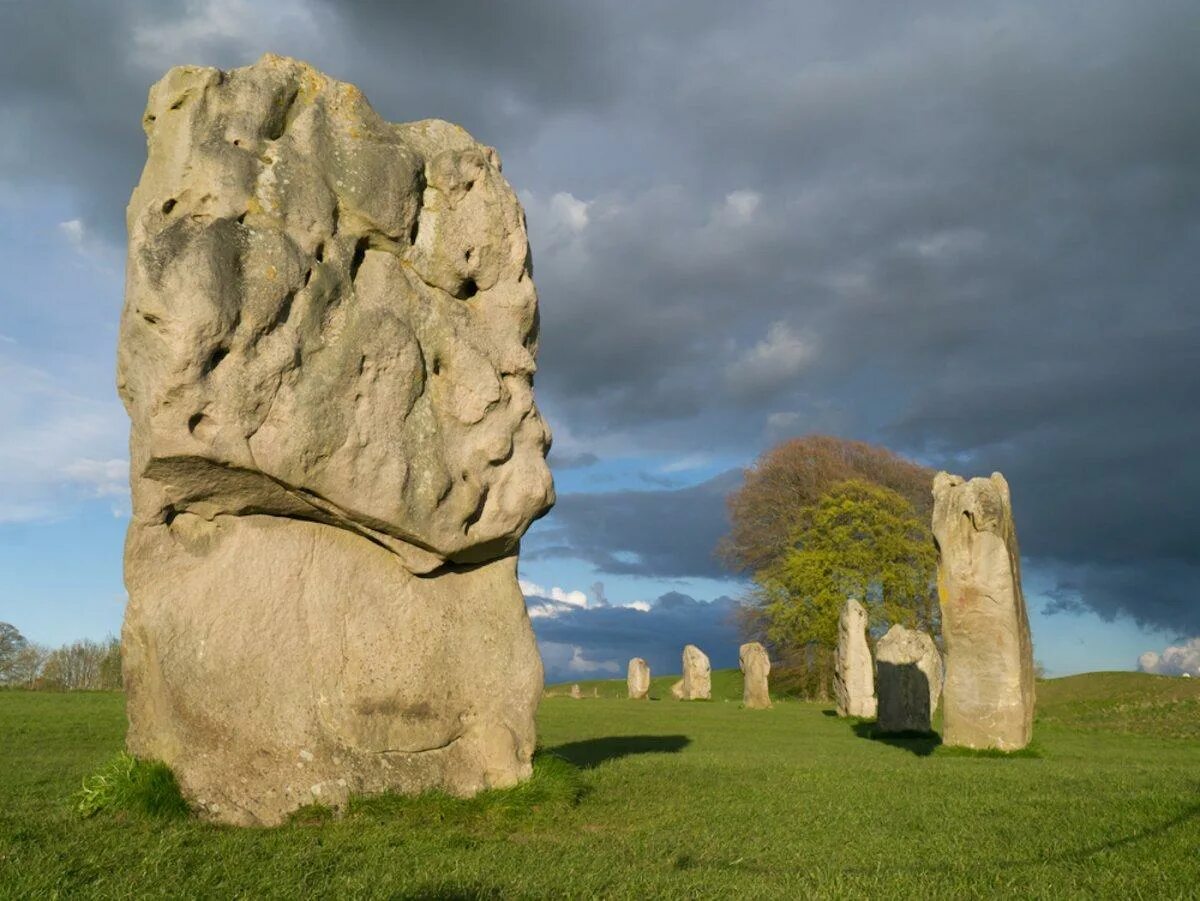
[0,357,128,523]
[58,218,86,251]
[549,192,590,233]
[660,452,710,474]
[726,321,815,397]
[519,580,590,609]
[1138,638,1200,676]
[722,189,761,225]
[62,458,129,498]
[622,600,652,613]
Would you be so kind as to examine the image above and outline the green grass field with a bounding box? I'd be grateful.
[2,672,1198,898]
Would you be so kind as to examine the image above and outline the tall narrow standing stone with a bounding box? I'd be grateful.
[834,598,877,718]
[875,625,942,734]
[739,642,772,709]
[117,56,555,825]
[678,645,711,700]
[933,472,1035,750]
[627,658,650,699]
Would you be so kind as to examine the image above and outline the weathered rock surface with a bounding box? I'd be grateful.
[834,598,877,718]
[570,684,582,700]
[627,658,650,700]
[739,642,771,709]
[118,56,554,825]
[678,645,711,700]
[875,624,942,733]
[670,679,684,700]
[933,472,1035,750]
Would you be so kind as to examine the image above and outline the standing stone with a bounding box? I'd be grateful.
[875,625,942,734]
[570,684,582,700]
[679,645,711,700]
[739,642,772,709]
[627,658,651,700]
[933,472,1035,750]
[117,56,555,825]
[834,598,877,718]
[670,679,684,700]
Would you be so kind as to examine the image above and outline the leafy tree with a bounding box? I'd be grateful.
[746,480,937,698]
[0,622,29,684]
[720,434,935,575]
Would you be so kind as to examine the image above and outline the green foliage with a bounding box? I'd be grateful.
[75,751,189,819]
[753,480,937,657]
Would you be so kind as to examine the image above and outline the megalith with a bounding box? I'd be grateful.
[570,684,582,700]
[678,645,711,700]
[117,56,555,825]
[932,472,1035,750]
[739,642,772,709]
[875,625,942,734]
[834,598,877,718]
[627,658,650,699]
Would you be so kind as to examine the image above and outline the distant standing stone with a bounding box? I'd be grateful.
[679,645,711,700]
[570,684,582,700]
[875,625,942,733]
[835,598,877,718]
[627,658,651,699]
[739,642,772,709]
[670,679,684,700]
[933,472,1036,750]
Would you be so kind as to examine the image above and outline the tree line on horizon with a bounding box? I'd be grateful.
[0,623,121,691]
[720,434,938,700]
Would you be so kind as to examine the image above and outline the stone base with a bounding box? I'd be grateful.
[122,513,542,826]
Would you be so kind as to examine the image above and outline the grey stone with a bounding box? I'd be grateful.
[739,642,771,709]
[834,598,877,718]
[678,645,711,700]
[118,56,553,825]
[933,472,1035,750]
[875,624,942,734]
[627,658,650,699]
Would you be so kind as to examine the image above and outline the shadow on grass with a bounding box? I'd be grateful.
[851,720,942,757]
[820,709,839,717]
[545,734,691,769]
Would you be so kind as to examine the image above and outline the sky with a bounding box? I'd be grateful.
[1,1,1198,683]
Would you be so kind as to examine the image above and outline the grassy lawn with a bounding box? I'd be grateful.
[1,673,1198,898]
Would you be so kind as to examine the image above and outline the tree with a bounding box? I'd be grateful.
[745,480,938,698]
[720,435,935,575]
[0,622,29,685]
[39,637,122,691]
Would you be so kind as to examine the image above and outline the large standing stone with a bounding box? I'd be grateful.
[834,598,877,718]
[678,645,711,700]
[627,658,650,699]
[875,625,942,734]
[932,472,1035,750]
[117,56,555,825]
[739,642,772,709]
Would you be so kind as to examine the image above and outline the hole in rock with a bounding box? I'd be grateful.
[409,218,420,245]
[458,278,478,299]
[236,212,247,225]
[161,198,176,214]
[314,242,325,262]
[163,506,178,527]
[141,312,160,326]
[350,237,369,281]
[202,347,229,375]
[431,357,441,376]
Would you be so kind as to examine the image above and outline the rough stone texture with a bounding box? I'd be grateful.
[678,645,711,700]
[834,598,877,718]
[670,679,684,700]
[933,472,1035,750]
[627,658,650,700]
[875,625,942,733]
[118,56,554,825]
[739,642,771,709]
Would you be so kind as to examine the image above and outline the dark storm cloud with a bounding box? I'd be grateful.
[525,471,741,580]
[526,591,742,684]
[2,2,1198,632]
